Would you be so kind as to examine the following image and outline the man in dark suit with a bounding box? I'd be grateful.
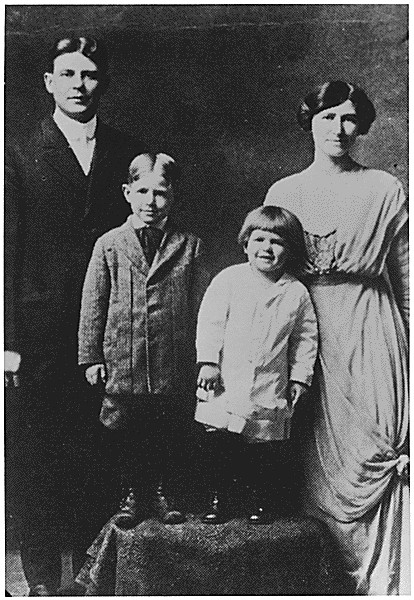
[5,36,146,595]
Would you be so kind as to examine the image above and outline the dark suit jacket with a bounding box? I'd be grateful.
[5,115,146,368]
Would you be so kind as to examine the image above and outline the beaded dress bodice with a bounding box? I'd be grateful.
[304,230,337,275]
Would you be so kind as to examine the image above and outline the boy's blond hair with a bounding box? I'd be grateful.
[127,153,180,186]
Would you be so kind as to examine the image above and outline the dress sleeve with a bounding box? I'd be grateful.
[196,270,231,365]
[264,183,277,206]
[288,291,318,386]
[386,220,409,330]
[263,176,302,214]
[264,181,289,208]
[78,238,111,365]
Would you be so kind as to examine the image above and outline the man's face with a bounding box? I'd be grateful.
[44,51,103,122]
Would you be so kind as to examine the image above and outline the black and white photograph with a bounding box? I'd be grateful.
[4,4,409,596]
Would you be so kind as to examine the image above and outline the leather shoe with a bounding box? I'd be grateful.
[248,500,274,524]
[202,492,230,524]
[114,488,153,529]
[155,487,186,524]
[28,584,54,596]
[56,582,86,596]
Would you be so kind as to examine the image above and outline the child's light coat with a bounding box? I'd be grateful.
[196,263,318,441]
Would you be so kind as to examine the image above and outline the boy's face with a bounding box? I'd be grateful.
[44,51,102,122]
[244,229,287,274]
[122,173,174,226]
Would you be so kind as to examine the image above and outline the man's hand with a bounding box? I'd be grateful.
[4,351,21,387]
[288,381,308,409]
[197,364,221,391]
[85,364,107,386]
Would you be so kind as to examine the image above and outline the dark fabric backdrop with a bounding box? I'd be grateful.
[5,4,408,274]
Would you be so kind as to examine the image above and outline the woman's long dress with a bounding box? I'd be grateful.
[265,166,409,595]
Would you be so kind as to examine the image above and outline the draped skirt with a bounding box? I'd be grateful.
[304,277,409,595]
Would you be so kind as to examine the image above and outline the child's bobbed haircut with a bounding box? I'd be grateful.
[238,205,307,275]
[127,153,180,186]
[297,80,376,135]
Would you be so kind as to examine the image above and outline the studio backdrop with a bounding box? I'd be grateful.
[5,4,407,271]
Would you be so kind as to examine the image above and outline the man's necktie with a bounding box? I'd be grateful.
[138,226,163,265]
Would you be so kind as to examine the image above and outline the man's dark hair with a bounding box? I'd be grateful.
[47,36,109,74]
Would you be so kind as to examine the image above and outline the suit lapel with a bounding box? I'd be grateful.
[117,218,149,275]
[83,121,113,219]
[116,219,188,279]
[40,116,87,192]
[148,224,187,279]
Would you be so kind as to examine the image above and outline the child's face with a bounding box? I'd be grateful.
[122,172,174,226]
[244,229,288,275]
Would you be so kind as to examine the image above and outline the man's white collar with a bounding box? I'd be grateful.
[53,107,97,142]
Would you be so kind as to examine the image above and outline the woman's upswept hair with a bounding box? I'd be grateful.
[47,36,109,74]
[238,205,307,275]
[127,153,180,186]
[297,80,376,135]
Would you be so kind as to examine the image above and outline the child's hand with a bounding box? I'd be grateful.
[85,364,107,386]
[288,381,308,408]
[197,363,221,391]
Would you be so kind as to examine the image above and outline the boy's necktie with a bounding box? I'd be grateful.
[138,226,163,265]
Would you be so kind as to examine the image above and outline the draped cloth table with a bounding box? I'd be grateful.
[76,515,345,595]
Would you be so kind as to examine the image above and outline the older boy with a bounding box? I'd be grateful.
[79,153,209,528]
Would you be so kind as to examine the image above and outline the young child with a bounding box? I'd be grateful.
[78,153,209,528]
[195,205,318,523]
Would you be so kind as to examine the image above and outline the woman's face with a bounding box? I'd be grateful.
[311,99,359,157]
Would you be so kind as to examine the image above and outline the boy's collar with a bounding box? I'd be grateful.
[129,213,168,231]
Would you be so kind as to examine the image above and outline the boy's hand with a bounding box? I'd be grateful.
[85,364,107,386]
[197,364,221,391]
[288,381,308,408]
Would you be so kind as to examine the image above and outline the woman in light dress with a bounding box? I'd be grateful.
[264,81,408,595]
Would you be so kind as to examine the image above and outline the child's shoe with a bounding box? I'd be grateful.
[248,505,274,524]
[156,486,186,524]
[114,488,153,529]
[202,492,231,524]
[247,488,274,524]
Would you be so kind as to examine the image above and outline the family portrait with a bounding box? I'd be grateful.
[4,4,408,596]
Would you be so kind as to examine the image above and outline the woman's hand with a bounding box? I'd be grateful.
[197,363,221,391]
[288,381,308,408]
[85,363,107,386]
